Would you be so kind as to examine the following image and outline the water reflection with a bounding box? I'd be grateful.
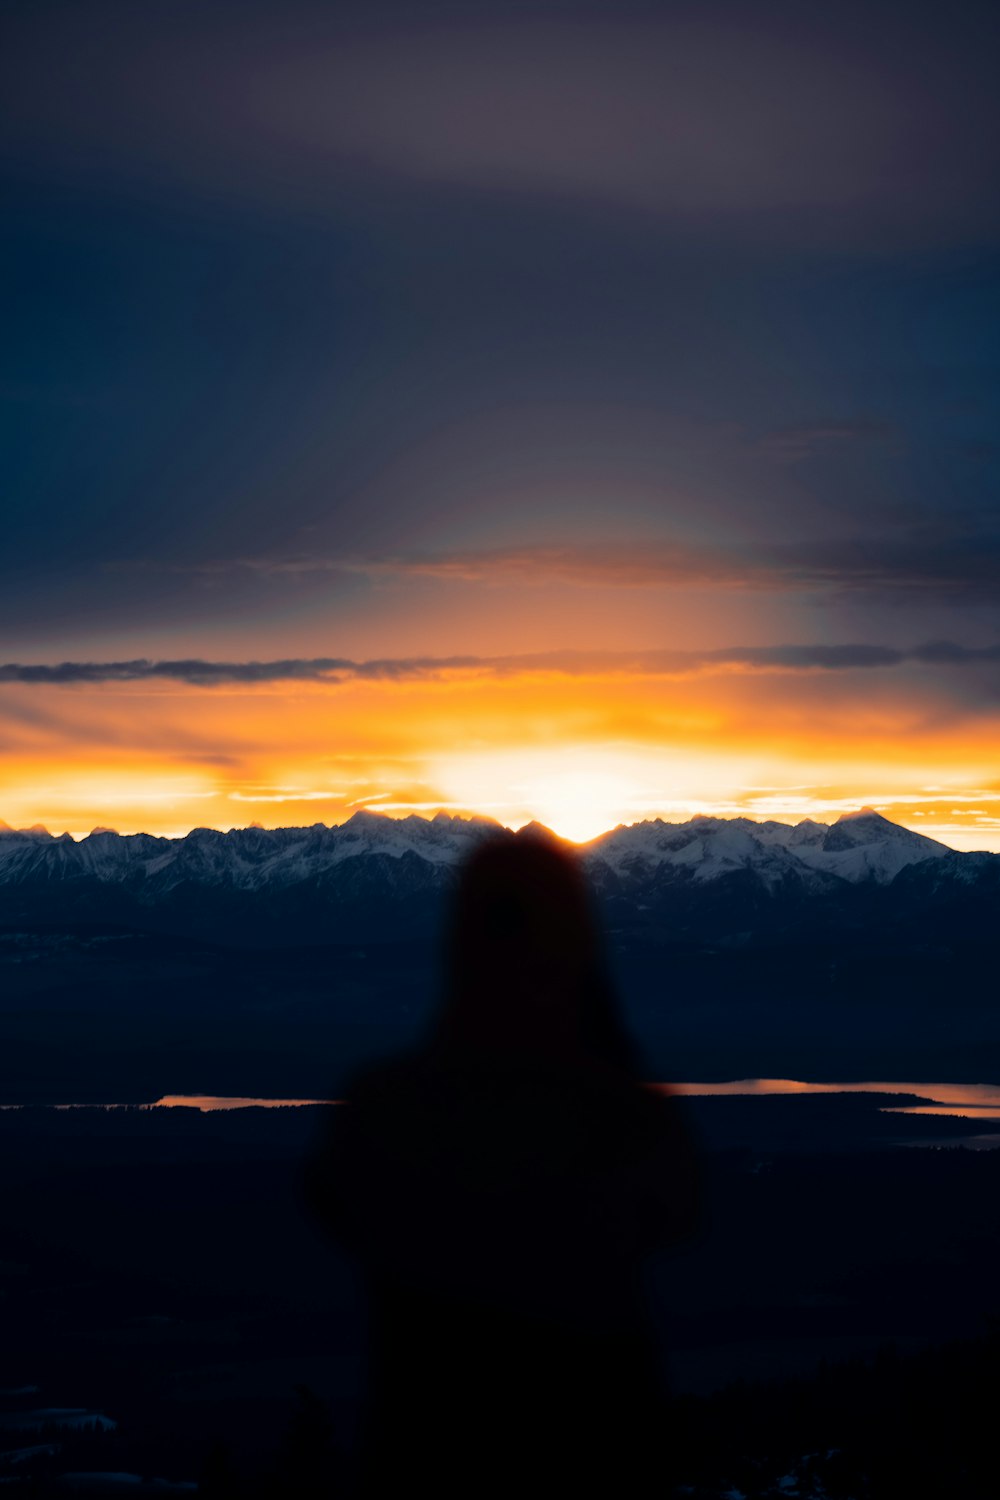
[152,1094,332,1111]
[4,1083,1000,1117]
[670,1080,1000,1118]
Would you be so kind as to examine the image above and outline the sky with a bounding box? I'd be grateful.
[2,0,1000,846]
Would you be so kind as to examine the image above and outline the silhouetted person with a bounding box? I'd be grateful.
[308,833,699,1497]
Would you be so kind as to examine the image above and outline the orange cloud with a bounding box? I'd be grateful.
[2,660,1000,849]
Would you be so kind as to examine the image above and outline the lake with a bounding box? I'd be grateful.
[4,1078,1000,1118]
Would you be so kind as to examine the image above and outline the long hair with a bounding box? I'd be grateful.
[433,833,637,1074]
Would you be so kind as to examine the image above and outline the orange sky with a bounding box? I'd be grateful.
[3,661,999,849]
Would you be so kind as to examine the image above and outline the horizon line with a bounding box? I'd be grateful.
[0,803,964,849]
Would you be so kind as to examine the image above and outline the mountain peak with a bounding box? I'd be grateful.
[342,808,386,828]
[515,820,562,845]
[831,807,939,842]
[817,808,949,870]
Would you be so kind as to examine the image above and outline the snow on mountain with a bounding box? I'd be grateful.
[0,806,989,949]
[789,809,950,884]
[583,816,808,888]
[0,806,954,896]
[0,809,503,894]
[582,808,950,889]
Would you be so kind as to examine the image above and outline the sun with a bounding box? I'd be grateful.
[433,747,689,844]
[513,767,640,843]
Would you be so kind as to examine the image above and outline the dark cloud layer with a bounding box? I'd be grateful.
[4,643,999,687]
[166,531,1000,603]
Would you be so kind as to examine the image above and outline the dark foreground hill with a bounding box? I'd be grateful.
[2,1100,999,1498]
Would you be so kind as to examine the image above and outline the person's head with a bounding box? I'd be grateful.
[435,832,634,1071]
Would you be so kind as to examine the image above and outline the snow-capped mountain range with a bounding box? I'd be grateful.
[0,806,954,891]
[0,807,994,946]
[585,808,952,888]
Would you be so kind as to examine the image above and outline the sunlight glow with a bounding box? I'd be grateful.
[516,767,645,843]
[431,746,747,843]
[2,671,1000,849]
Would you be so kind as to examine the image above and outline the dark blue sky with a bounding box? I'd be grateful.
[3,0,998,659]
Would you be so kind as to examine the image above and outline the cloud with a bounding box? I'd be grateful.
[239,544,751,588]
[769,536,1000,602]
[0,657,473,686]
[170,531,1000,602]
[2,642,998,687]
[910,641,1000,664]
